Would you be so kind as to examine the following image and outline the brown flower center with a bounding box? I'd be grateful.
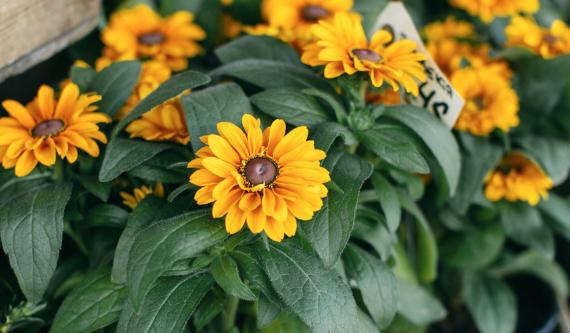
[544,34,559,45]
[31,119,65,137]
[244,157,278,186]
[473,97,486,110]
[138,32,165,45]
[352,48,383,63]
[301,5,330,22]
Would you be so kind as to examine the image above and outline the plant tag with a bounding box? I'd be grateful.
[372,2,464,129]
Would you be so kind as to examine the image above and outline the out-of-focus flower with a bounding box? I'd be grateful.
[366,88,401,106]
[222,14,243,40]
[121,182,165,209]
[506,16,570,59]
[485,153,552,205]
[449,0,539,23]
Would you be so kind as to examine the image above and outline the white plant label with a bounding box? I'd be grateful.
[372,2,464,129]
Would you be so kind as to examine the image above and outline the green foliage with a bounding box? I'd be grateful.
[88,61,141,117]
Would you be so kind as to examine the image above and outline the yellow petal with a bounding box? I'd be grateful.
[15,150,38,177]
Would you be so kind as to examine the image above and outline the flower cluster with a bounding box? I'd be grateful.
[506,16,570,58]
[449,0,539,23]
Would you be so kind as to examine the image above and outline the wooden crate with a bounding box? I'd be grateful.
[0,0,101,82]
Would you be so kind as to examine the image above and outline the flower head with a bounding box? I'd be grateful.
[423,16,477,42]
[125,98,189,145]
[99,5,206,71]
[117,61,172,120]
[506,16,570,59]
[485,153,552,205]
[301,12,427,95]
[120,182,164,209]
[449,0,539,23]
[452,67,519,136]
[188,114,330,242]
[0,84,110,177]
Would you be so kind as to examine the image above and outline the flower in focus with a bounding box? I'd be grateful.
[188,114,330,242]
[302,12,427,95]
[98,4,206,71]
[126,98,189,145]
[0,84,110,177]
[485,153,552,205]
[452,67,519,136]
[117,61,172,120]
[449,0,539,23]
[246,0,352,49]
[506,16,570,59]
[120,182,165,209]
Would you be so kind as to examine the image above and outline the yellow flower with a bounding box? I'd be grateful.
[422,16,477,42]
[99,4,206,71]
[120,182,165,209]
[125,98,189,145]
[117,61,172,120]
[221,0,234,6]
[259,0,352,47]
[366,88,401,106]
[301,12,427,95]
[485,153,553,205]
[452,67,519,136]
[506,16,570,59]
[0,84,110,177]
[449,0,539,23]
[187,114,330,242]
[222,14,243,40]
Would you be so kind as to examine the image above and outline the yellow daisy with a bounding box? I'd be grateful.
[452,67,519,136]
[0,84,110,177]
[506,16,570,59]
[301,12,427,95]
[258,0,352,48]
[422,16,477,42]
[125,97,189,145]
[120,182,165,209]
[449,0,539,23]
[485,153,553,205]
[117,61,172,120]
[187,114,330,242]
[99,4,206,71]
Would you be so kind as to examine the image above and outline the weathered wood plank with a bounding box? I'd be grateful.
[0,0,101,82]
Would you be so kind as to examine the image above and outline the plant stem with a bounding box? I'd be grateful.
[223,296,239,332]
[51,159,64,182]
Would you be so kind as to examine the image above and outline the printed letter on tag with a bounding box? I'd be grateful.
[372,2,464,129]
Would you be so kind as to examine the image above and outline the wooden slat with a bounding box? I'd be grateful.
[0,0,101,82]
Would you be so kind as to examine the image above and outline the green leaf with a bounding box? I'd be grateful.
[357,124,429,174]
[113,70,211,137]
[540,193,570,240]
[384,105,461,197]
[398,192,438,283]
[397,279,446,325]
[302,152,373,267]
[257,294,282,329]
[215,35,302,65]
[211,254,257,301]
[371,173,401,232]
[256,239,360,333]
[117,274,213,333]
[99,138,172,182]
[70,65,96,93]
[258,312,311,333]
[0,182,72,303]
[85,204,129,227]
[251,88,332,127]
[210,59,335,95]
[343,245,398,329]
[77,175,112,202]
[88,61,141,117]
[354,0,389,34]
[441,224,505,269]
[517,136,570,184]
[500,202,553,259]
[312,122,357,152]
[302,88,347,123]
[450,140,503,214]
[352,216,396,261]
[160,0,202,14]
[358,310,380,333]
[126,211,227,309]
[231,247,283,304]
[464,273,516,333]
[193,290,225,331]
[492,251,569,298]
[50,271,126,333]
[181,82,253,152]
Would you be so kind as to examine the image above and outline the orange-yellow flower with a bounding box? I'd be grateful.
[485,153,553,205]
[222,14,243,40]
[506,16,570,59]
[117,61,172,120]
[120,182,165,209]
[449,0,539,23]
[366,88,401,106]
[423,16,477,42]
[452,67,519,136]
[125,98,189,145]
[0,84,110,177]
[99,4,205,71]
[301,12,427,95]
[188,114,330,242]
